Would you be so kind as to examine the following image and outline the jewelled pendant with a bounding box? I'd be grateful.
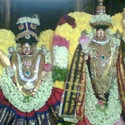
[25,71,30,76]
[101,54,106,60]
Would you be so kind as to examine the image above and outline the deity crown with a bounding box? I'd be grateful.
[90,0,112,28]
[15,15,40,43]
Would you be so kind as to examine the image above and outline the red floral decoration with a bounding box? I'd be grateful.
[58,15,76,28]
[53,35,70,49]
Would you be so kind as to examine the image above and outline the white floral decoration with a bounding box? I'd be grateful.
[41,46,52,64]
[84,66,122,125]
[44,51,52,64]
[0,69,53,112]
[90,14,112,25]
[53,46,68,69]
[17,17,40,25]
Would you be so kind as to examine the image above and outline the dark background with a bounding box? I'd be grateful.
[0,0,124,33]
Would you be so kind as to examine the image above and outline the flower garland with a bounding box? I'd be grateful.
[111,13,123,33]
[90,14,112,26]
[52,66,67,82]
[42,47,52,64]
[37,29,54,51]
[0,29,16,75]
[69,12,92,33]
[53,80,65,89]
[52,35,69,83]
[84,66,122,125]
[0,29,16,54]
[0,69,53,112]
[53,46,68,69]
[55,12,92,70]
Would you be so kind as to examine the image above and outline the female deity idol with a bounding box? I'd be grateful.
[59,1,125,125]
[0,16,63,125]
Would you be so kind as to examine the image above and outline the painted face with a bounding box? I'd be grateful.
[21,43,32,55]
[96,29,105,40]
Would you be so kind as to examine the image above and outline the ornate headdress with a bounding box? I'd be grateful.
[15,15,40,43]
[90,0,112,28]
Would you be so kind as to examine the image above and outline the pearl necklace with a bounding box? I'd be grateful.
[92,38,109,45]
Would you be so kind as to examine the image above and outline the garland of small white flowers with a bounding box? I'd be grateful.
[84,66,122,125]
[0,69,53,112]
[42,46,52,64]
[52,35,69,82]
[0,49,53,113]
[90,14,112,25]
[53,46,68,69]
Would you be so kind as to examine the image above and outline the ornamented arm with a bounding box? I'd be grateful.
[0,50,10,67]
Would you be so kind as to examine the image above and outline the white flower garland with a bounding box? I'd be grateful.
[44,51,52,64]
[90,14,112,25]
[42,46,52,64]
[16,17,40,26]
[85,66,122,125]
[0,69,53,112]
[53,46,68,69]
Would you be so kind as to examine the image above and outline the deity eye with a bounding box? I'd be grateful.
[30,24,37,29]
[18,24,24,30]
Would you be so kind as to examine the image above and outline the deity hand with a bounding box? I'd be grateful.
[79,31,91,54]
[79,35,90,53]
[0,50,10,67]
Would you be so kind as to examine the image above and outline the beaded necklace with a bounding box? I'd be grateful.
[92,38,109,45]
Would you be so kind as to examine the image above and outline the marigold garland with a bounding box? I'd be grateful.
[55,12,92,69]
[69,12,92,33]
[53,80,65,89]
[37,29,54,51]
[111,13,123,33]
[0,29,16,75]
[0,29,16,54]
